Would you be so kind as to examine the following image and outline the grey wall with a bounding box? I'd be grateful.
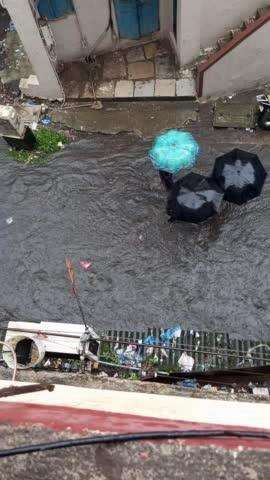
[202,21,270,97]
[177,0,268,65]
[49,0,112,62]
[201,0,268,48]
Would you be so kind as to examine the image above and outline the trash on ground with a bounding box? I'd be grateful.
[40,116,52,126]
[8,21,16,32]
[252,387,269,398]
[177,379,198,389]
[160,325,181,344]
[6,217,13,225]
[202,384,218,392]
[178,352,195,372]
[80,260,92,270]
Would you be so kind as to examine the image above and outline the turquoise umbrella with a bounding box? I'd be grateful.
[149,130,200,174]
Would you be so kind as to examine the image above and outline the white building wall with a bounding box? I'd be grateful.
[202,21,270,97]
[201,0,268,48]
[177,0,268,65]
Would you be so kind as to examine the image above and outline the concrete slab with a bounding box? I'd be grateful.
[1,380,270,429]
[126,46,145,63]
[115,80,134,98]
[144,42,158,59]
[51,101,198,138]
[155,79,176,97]
[128,61,154,80]
[134,80,155,97]
[96,81,115,98]
[155,55,175,79]
[102,52,126,80]
[176,78,196,97]
[213,102,257,129]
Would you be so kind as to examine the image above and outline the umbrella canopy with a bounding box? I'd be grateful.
[212,149,267,205]
[149,130,200,174]
[167,173,224,224]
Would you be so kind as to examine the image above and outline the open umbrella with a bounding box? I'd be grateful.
[149,130,200,191]
[167,173,224,224]
[212,148,267,205]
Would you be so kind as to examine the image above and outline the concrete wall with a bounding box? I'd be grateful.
[4,0,63,99]
[201,0,268,48]
[202,21,270,97]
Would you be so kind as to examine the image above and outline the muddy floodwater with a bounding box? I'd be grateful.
[0,134,269,339]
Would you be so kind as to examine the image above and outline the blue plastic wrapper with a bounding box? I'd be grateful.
[149,129,200,174]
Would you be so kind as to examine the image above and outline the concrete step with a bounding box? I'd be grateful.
[64,76,197,101]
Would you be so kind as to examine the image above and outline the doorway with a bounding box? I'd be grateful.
[114,0,160,40]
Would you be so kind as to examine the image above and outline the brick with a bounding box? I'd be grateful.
[134,80,155,97]
[155,79,176,97]
[126,46,145,63]
[96,81,115,98]
[103,52,126,80]
[176,78,196,97]
[128,61,154,80]
[144,42,158,59]
[155,56,175,79]
[115,80,134,98]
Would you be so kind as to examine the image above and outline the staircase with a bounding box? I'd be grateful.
[196,6,270,97]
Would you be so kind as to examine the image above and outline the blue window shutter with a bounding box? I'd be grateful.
[138,0,159,37]
[114,0,140,40]
[38,0,74,20]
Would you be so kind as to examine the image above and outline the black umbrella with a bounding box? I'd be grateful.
[167,173,224,224]
[212,148,267,205]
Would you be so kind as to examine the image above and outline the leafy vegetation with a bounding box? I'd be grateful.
[9,127,68,166]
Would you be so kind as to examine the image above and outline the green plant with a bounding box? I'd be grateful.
[35,127,68,154]
[100,344,120,365]
[9,127,68,166]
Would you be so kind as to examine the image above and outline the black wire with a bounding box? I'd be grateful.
[0,429,269,459]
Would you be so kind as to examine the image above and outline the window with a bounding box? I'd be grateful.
[37,0,74,21]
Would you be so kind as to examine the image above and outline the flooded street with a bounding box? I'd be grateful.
[0,131,269,339]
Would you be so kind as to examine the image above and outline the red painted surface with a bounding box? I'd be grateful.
[0,401,270,450]
[196,11,270,96]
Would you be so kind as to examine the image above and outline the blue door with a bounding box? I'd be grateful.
[114,0,159,40]
[38,0,74,20]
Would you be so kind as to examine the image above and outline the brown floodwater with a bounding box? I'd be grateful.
[0,133,269,339]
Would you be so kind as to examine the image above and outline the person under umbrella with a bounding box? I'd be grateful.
[212,148,267,205]
[149,130,200,191]
[167,173,224,224]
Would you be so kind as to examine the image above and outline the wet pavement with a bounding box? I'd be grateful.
[0,102,270,339]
